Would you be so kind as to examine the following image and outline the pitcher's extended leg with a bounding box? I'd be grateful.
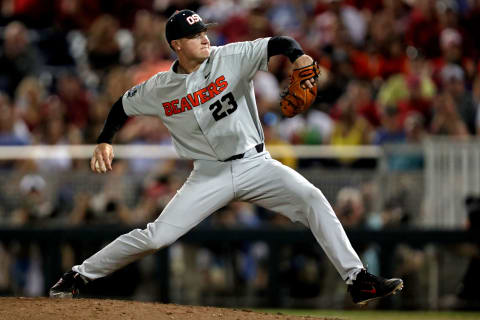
[73,160,234,280]
[235,154,363,281]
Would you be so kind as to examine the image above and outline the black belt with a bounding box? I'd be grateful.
[223,143,264,161]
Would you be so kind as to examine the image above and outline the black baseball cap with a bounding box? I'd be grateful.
[165,10,216,45]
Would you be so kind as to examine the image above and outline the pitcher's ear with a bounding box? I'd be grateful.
[171,40,181,51]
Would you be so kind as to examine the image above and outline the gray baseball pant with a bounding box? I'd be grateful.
[73,149,364,282]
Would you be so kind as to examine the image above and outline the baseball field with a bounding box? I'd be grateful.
[1,298,479,320]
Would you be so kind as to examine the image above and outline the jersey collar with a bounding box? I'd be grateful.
[168,56,211,80]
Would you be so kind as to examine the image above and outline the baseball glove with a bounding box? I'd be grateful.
[280,62,320,117]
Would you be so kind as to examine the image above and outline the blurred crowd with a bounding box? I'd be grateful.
[1,0,480,309]
[2,0,480,226]
[0,0,480,153]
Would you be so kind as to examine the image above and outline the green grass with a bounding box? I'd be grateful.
[258,309,480,320]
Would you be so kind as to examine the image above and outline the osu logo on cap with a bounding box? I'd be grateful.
[186,14,202,25]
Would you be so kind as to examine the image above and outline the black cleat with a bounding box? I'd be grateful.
[348,269,403,305]
[49,271,88,298]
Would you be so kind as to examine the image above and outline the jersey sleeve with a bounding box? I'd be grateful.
[122,77,158,117]
[218,37,270,81]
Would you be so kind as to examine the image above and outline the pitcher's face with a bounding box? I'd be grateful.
[174,31,211,62]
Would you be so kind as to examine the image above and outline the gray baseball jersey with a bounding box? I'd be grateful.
[73,38,364,285]
[122,38,269,161]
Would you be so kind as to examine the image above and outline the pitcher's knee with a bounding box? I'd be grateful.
[145,221,182,251]
[295,184,323,207]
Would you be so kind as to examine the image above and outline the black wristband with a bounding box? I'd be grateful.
[96,97,129,144]
[267,36,304,63]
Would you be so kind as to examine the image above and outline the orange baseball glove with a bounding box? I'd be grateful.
[280,62,320,117]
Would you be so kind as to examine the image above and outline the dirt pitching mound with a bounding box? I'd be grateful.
[0,298,341,320]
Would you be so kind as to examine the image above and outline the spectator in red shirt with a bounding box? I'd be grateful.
[56,73,91,130]
[378,37,408,79]
[331,81,381,127]
[405,0,441,58]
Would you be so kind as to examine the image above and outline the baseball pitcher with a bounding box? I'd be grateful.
[50,10,403,305]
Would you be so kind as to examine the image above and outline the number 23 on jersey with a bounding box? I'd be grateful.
[209,92,238,121]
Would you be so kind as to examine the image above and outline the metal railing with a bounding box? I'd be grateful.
[424,138,480,228]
